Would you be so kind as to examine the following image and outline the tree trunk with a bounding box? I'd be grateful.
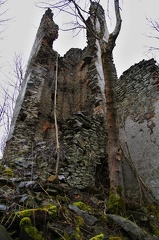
[87,0,123,196]
[102,47,123,195]
[101,0,123,196]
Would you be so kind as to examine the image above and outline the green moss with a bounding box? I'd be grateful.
[101,214,107,222]
[74,226,82,240]
[150,223,159,236]
[116,186,123,196]
[20,217,32,227]
[108,193,124,214]
[0,163,3,170]
[18,150,25,155]
[63,232,69,240]
[148,203,159,217]
[63,227,83,240]
[20,217,44,240]
[43,204,57,217]
[56,195,70,203]
[3,167,14,176]
[10,162,15,167]
[109,237,122,240]
[89,233,104,240]
[73,201,91,211]
[16,209,32,218]
[63,215,84,240]
[16,205,57,219]
[75,216,84,226]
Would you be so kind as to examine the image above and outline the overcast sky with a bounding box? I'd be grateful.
[0,0,159,77]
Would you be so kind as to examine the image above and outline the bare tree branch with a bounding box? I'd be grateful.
[146,17,159,60]
[36,0,100,38]
[0,53,25,156]
[112,0,122,38]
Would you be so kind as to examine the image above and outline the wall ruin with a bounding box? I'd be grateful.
[117,59,159,201]
[2,7,159,203]
[3,8,109,192]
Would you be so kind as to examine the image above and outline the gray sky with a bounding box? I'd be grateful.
[0,0,159,77]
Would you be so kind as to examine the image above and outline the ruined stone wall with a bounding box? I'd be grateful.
[4,9,58,156]
[3,8,108,191]
[4,6,159,202]
[116,59,159,201]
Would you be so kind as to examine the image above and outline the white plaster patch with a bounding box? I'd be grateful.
[90,17,109,106]
[95,18,101,33]
[95,39,105,101]
[103,20,109,43]
[120,101,159,201]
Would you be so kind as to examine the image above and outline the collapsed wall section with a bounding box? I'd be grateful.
[4,8,58,157]
[3,8,108,192]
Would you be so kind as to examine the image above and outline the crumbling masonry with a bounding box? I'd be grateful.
[3,8,159,202]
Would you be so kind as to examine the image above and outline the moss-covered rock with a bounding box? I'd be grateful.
[149,223,159,237]
[3,168,14,177]
[20,217,45,240]
[108,193,124,214]
[74,226,83,240]
[73,201,91,211]
[89,233,104,240]
[15,204,57,219]
[42,204,57,217]
[75,215,85,226]
[0,224,13,240]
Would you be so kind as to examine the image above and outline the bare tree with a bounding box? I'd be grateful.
[0,0,9,154]
[146,17,159,59]
[0,1,25,156]
[0,53,25,156]
[37,0,123,197]
[0,0,10,38]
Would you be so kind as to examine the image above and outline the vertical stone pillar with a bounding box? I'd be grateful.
[3,9,59,158]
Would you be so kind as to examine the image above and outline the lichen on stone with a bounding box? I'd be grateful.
[73,201,91,211]
[89,233,104,240]
[3,167,14,177]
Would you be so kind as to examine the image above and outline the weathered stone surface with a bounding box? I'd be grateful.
[145,237,159,240]
[68,204,98,226]
[107,214,148,239]
[0,225,13,240]
[3,7,109,192]
[116,59,159,202]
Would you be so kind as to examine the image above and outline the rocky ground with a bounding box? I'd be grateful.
[0,157,159,240]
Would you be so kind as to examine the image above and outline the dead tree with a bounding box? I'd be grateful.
[146,17,159,59]
[0,53,25,155]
